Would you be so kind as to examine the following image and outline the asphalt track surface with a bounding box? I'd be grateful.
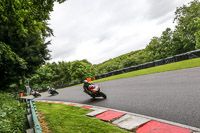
[30,67,200,128]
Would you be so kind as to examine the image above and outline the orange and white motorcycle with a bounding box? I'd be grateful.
[32,91,41,98]
[84,84,107,99]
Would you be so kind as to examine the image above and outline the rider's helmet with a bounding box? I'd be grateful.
[47,86,50,89]
[83,80,88,85]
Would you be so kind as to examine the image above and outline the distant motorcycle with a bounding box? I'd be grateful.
[84,84,107,99]
[48,88,59,95]
[32,91,41,98]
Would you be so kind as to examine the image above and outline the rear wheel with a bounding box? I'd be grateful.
[100,92,107,99]
[52,91,58,95]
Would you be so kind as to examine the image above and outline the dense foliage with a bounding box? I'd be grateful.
[195,18,200,48]
[0,0,66,91]
[29,60,97,89]
[0,93,27,133]
[0,42,27,91]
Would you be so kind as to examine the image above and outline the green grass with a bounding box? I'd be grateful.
[35,102,130,133]
[91,58,200,83]
[0,92,28,133]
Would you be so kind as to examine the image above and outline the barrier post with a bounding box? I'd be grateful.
[30,100,42,133]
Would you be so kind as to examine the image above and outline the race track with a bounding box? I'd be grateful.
[27,67,200,128]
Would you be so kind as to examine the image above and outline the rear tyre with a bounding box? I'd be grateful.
[100,92,107,99]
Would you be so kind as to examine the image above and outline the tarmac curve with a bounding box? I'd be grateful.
[31,67,200,128]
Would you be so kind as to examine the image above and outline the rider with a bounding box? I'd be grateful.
[47,86,53,94]
[31,90,36,96]
[83,80,93,94]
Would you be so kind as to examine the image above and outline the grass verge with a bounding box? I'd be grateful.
[35,102,130,133]
[0,92,28,133]
[91,58,200,83]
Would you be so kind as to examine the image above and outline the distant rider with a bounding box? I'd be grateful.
[47,86,53,94]
[31,90,36,96]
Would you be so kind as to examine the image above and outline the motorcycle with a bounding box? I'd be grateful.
[32,91,41,98]
[48,88,59,95]
[84,84,107,99]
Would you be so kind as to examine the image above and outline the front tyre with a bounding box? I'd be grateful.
[100,92,107,99]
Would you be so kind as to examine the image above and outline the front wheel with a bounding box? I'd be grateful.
[100,92,107,99]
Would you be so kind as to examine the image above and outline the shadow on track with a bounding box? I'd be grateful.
[82,98,106,104]
[47,94,59,97]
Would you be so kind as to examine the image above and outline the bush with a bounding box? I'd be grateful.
[0,92,28,133]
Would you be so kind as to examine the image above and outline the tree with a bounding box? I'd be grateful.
[194,18,200,49]
[159,28,175,57]
[173,0,200,53]
[58,61,72,84]
[0,0,66,90]
[0,42,27,90]
[145,37,161,61]
[105,64,119,72]
[71,61,90,81]
[122,57,137,68]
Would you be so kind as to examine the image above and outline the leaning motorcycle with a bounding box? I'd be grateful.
[48,88,59,95]
[84,84,107,99]
[32,91,41,98]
